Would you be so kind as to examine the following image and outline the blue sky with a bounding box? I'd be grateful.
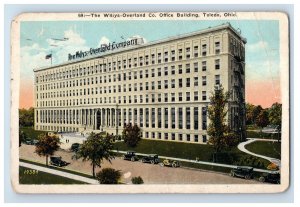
[19,20,280,108]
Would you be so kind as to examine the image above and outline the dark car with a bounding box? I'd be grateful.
[25,139,38,145]
[122,151,139,162]
[259,172,280,184]
[160,159,180,168]
[141,154,159,164]
[50,156,68,167]
[70,143,80,152]
[230,166,254,180]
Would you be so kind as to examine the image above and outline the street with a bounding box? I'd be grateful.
[20,145,261,184]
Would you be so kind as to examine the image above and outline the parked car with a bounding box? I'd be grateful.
[141,154,159,164]
[230,166,254,180]
[50,156,68,167]
[70,143,80,152]
[24,139,38,145]
[160,159,180,168]
[259,172,280,184]
[122,151,139,161]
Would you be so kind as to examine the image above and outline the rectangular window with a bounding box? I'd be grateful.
[186,107,190,129]
[164,93,168,102]
[194,46,198,57]
[194,77,198,87]
[158,108,161,128]
[171,65,175,75]
[179,78,183,88]
[202,44,207,56]
[151,69,155,77]
[179,92,183,101]
[194,135,199,142]
[186,64,190,73]
[215,59,220,69]
[202,91,207,101]
[215,41,220,54]
[158,68,161,76]
[164,80,168,89]
[171,93,175,102]
[186,92,190,101]
[194,91,198,101]
[178,65,182,74]
[164,108,168,128]
[202,61,207,71]
[171,108,175,129]
[186,78,190,87]
[202,76,207,86]
[158,81,161,89]
[178,108,183,129]
[164,67,168,76]
[215,75,220,85]
[171,79,175,88]
[202,107,207,130]
[194,107,199,130]
[194,62,198,72]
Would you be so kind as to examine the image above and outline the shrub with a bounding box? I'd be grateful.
[234,155,266,169]
[96,168,121,184]
[131,176,144,184]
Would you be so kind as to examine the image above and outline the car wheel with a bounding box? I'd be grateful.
[245,175,251,180]
[259,177,265,182]
[151,160,154,164]
[160,163,164,167]
[122,156,125,160]
[131,157,135,162]
[230,172,235,177]
[172,163,176,168]
[141,159,145,163]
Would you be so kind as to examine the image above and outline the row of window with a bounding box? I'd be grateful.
[36,60,221,91]
[36,44,222,83]
[37,106,208,131]
[37,76,221,100]
[144,132,207,143]
[37,91,210,107]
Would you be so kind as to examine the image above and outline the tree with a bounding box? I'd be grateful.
[122,123,142,147]
[19,130,28,147]
[268,102,282,141]
[74,132,115,177]
[96,168,121,184]
[19,107,34,127]
[255,110,269,129]
[246,103,255,125]
[207,85,238,162]
[252,105,263,125]
[35,133,60,166]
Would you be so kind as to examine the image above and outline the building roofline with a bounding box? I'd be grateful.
[34,23,246,72]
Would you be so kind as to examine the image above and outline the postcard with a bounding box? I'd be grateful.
[11,12,289,193]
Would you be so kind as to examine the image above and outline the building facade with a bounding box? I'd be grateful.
[33,23,246,144]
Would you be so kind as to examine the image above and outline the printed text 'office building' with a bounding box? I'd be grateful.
[33,23,246,144]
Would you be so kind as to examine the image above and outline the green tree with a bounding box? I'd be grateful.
[256,110,270,130]
[96,168,121,184]
[246,103,255,125]
[207,85,238,162]
[19,107,34,127]
[19,130,28,147]
[122,123,142,147]
[35,133,60,166]
[252,105,263,125]
[74,132,115,177]
[268,102,282,141]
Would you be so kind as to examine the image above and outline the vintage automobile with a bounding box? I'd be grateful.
[122,151,139,162]
[50,156,68,167]
[141,154,159,164]
[25,139,38,145]
[230,166,254,180]
[160,159,180,168]
[259,172,280,184]
[70,143,80,152]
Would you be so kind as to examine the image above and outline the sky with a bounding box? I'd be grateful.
[19,20,280,109]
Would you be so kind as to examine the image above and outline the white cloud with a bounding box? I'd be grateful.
[98,36,110,47]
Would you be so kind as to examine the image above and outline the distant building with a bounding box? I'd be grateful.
[33,23,246,143]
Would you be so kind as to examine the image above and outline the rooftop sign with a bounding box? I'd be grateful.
[68,38,140,61]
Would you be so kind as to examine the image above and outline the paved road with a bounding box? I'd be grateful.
[237,138,281,167]
[20,162,99,184]
[20,145,261,184]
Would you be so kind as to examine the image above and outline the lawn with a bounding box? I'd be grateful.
[20,159,94,179]
[245,141,281,160]
[113,139,271,169]
[20,126,49,140]
[19,166,87,184]
[246,130,275,139]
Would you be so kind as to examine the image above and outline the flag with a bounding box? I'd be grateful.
[45,54,52,59]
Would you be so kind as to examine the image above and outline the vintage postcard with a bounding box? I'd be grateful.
[10,12,289,193]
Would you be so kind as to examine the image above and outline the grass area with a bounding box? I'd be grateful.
[19,166,87,184]
[114,139,271,169]
[246,130,274,139]
[245,141,281,160]
[20,158,95,179]
[20,126,49,140]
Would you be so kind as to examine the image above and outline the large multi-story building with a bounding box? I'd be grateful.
[33,23,246,144]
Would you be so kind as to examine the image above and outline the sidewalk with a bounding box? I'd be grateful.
[237,138,281,167]
[20,162,99,184]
